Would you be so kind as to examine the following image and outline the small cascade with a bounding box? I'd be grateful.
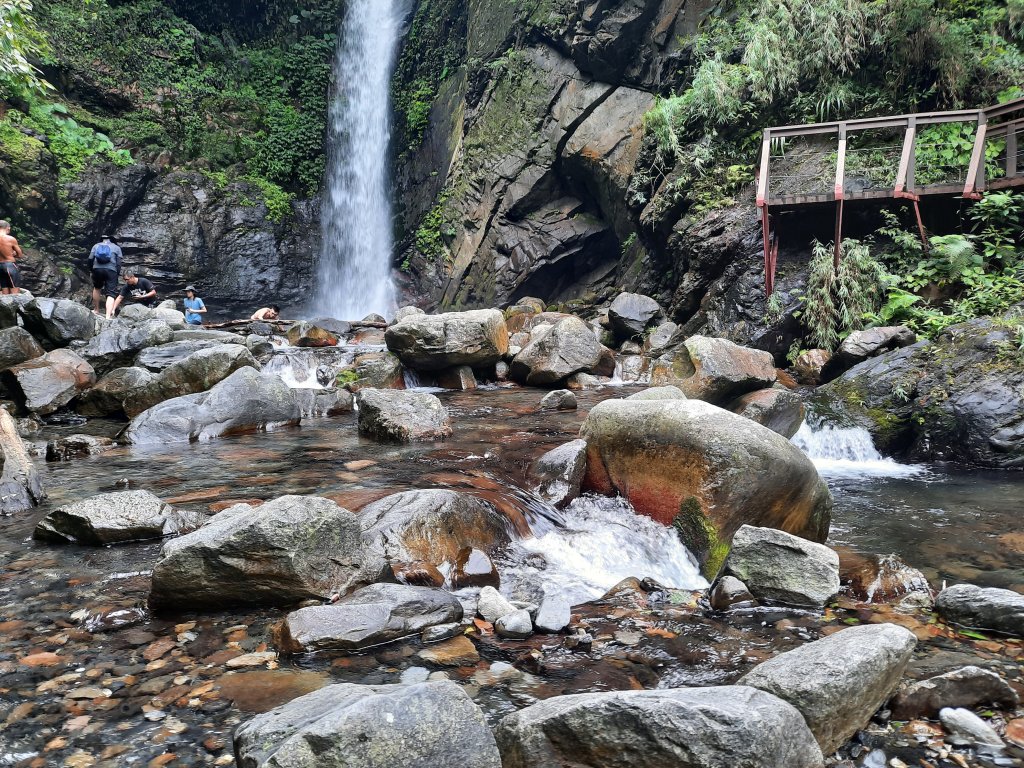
[504,495,708,607]
[792,422,926,478]
[263,347,357,389]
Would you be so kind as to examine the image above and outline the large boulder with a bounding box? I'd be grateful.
[4,348,96,415]
[935,583,1024,636]
[342,351,405,391]
[286,322,339,348]
[890,666,1019,720]
[532,439,587,508]
[740,624,917,755]
[150,495,380,610]
[126,344,258,416]
[651,335,777,405]
[385,309,508,371]
[358,490,510,588]
[580,398,831,576]
[125,367,299,444]
[607,292,662,339]
[75,366,156,417]
[494,685,824,768]
[275,584,463,653]
[0,327,44,371]
[728,388,805,439]
[34,490,203,545]
[822,326,916,380]
[0,406,44,513]
[813,316,1024,467]
[20,298,96,349]
[79,319,175,373]
[717,525,840,608]
[135,340,227,371]
[356,388,451,442]
[233,681,501,768]
[510,316,604,386]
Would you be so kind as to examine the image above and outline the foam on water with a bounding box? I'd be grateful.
[505,494,709,606]
[792,422,927,478]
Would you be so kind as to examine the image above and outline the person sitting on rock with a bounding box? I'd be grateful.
[250,305,281,321]
[183,285,207,326]
[0,220,23,296]
[113,270,157,313]
[88,234,122,318]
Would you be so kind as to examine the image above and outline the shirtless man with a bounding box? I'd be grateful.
[0,221,24,295]
[250,305,281,321]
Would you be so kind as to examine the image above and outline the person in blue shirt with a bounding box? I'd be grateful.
[182,285,207,326]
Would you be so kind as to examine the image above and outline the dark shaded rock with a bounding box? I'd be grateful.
[233,681,501,768]
[891,666,1019,720]
[581,398,831,576]
[135,340,226,372]
[709,575,753,610]
[646,321,681,356]
[651,335,776,405]
[276,584,463,653]
[608,292,661,339]
[740,624,917,755]
[5,348,96,415]
[150,495,379,610]
[0,406,45,513]
[718,525,840,608]
[80,319,175,373]
[356,388,451,442]
[935,583,1024,636]
[286,322,339,348]
[385,309,508,371]
[822,326,916,380]
[728,388,805,438]
[436,365,477,390]
[126,344,258,417]
[34,490,202,544]
[0,327,44,371]
[494,685,824,768]
[539,389,576,410]
[532,439,587,509]
[45,434,114,461]
[76,366,156,417]
[511,316,603,386]
[125,367,299,444]
[20,298,96,349]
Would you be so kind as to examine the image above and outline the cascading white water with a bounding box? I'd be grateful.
[314,0,408,320]
[792,422,925,478]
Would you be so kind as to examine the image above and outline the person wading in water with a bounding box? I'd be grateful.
[0,220,25,295]
[89,234,123,318]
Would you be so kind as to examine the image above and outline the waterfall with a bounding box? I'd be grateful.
[792,422,926,478]
[314,0,408,320]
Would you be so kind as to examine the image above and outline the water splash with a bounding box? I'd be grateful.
[314,0,409,320]
[504,494,708,606]
[793,422,926,478]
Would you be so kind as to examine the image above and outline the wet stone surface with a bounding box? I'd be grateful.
[0,386,1022,767]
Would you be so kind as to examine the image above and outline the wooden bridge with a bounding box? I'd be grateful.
[756,98,1024,294]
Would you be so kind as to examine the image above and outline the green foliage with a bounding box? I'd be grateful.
[415,200,456,264]
[0,0,50,99]
[800,239,889,349]
[969,190,1023,264]
[242,175,294,223]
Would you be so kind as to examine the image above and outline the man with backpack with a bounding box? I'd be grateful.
[89,234,122,319]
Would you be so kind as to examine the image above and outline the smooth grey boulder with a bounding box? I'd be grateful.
[356,388,451,442]
[494,685,824,768]
[80,319,175,372]
[126,344,258,417]
[719,524,840,608]
[534,595,571,633]
[292,387,353,419]
[34,490,203,545]
[652,335,777,405]
[0,406,44,513]
[125,367,299,445]
[117,304,153,323]
[4,348,96,415]
[21,298,96,349]
[645,321,681,356]
[477,585,517,623]
[152,307,186,329]
[939,707,1005,748]
[740,623,916,755]
[276,584,463,653]
[539,389,577,410]
[233,681,501,768]
[823,326,916,379]
[45,434,114,461]
[358,490,509,586]
[0,327,44,371]
[496,608,533,639]
[135,340,226,371]
[729,387,805,438]
[385,309,509,371]
[935,583,1024,636]
[75,366,156,417]
[150,495,379,610]
[608,292,662,339]
[532,439,587,509]
[172,329,245,344]
[393,305,426,323]
[625,385,686,401]
[511,316,604,386]
[709,575,754,610]
[891,666,1019,719]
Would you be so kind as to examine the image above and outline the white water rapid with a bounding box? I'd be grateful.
[792,422,926,478]
[314,0,408,320]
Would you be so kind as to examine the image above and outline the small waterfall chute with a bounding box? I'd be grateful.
[792,422,926,478]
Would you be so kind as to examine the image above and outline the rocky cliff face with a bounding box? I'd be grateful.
[392,0,788,350]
